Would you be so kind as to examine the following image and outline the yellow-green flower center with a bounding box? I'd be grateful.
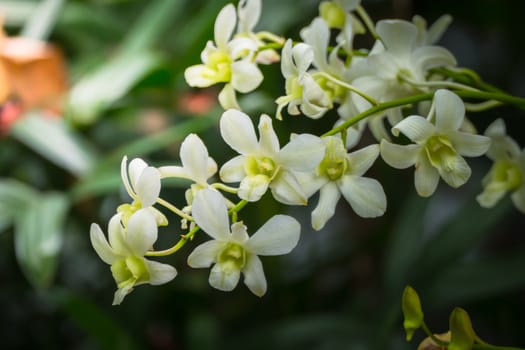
[217,242,246,272]
[424,135,458,172]
[319,1,346,28]
[315,75,346,101]
[286,76,304,99]
[204,50,232,83]
[117,201,142,227]
[318,137,348,180]
[489,160,523,191]
[245,156,277,178]
[111,256,150,288]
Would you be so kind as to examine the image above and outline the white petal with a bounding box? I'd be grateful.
[295,171,328,198]
[476,186,507,208]
[135,167,161,207]
[434,89,464,131]
[347,144,379,176]
[184,65,217,87]
[107,213,129,256]
[413,46,456,71]
[214,4,236,50]
[304,18,330,71]
[231,60,263,93]
[209,262,240,291]
[126,209,158,256]
[257,115,280,155]
[245,214,300,255]
[220,155,247,182]
[180,134,210,184]
[292,43,314,76]
[278,134,325,171]
[112,284,133,305]
[187,240,224,268]
[366,52,400,80]
[376,19,417,57]
[425,14,452,44]
[90,223,118,265]
[380,140,421,169]
[447,131,491,157]
[415,154,440,197]
[311,182,341,231]
[231,222,250,243]
[158,165,189,179]
[237,0,261,33]
[269,171,307,205]
[128,158,148,189]
[339,175,387,218]
[243,254,267,297]
[393,115,435,143]
[192,189,230,240]
[218,84,240,110]
[120,156,135,199]
[146,260,177,285]
[220,109,259,155]
[280,40,296,78]
[238,174,269,202]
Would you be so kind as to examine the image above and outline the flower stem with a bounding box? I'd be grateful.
[145,226,200,257]
[313,71,379,106]
[157,197,193,222]
[356,5,380,41]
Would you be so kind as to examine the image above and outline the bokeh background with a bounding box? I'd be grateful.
[0,0,524,349]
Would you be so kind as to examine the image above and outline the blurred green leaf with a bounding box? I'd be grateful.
[48,288,140,350]
[11,113,97,176]
[414,198,512,279]
[14,191,69,289]
[21,0,63,40]
[0,179,37,232]
[424,252,525,307]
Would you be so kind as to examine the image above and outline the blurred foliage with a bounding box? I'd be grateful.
[0,0,524,349]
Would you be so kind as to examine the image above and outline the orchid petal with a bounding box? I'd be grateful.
[231,60,263,93]
[447,130,491,157]
[380,140,421,169]
[90,223,119,265]
[187,240,224,268]
[146,260,177,285]
[243,255,267,297]
[209,261,240,291]
[434,89,464,131]
[269,171,307,205]
[180,134,210,184]
[135,167,160,207]
[414,154,440,197]
[258,114,280,155]
[392,115,435,143]
[347,144,379,176]
[278,134,325,171]
[192,189,230,240]
[214,4,236,50]
[220,109,259,154]
[311,182,341,231]
[220,155,247,182]
[126,209,158,256]
[218,84,240,110]
[245,214,300,255]
[339,175,387,218]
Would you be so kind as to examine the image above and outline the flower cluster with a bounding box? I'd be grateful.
[90,0,525,305]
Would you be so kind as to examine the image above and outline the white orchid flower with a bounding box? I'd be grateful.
[275,39,331,120]
[380,89,491,197]
[297,136,386,230]
[90,210,177,305]
[476,119,525,212]
[158,133,217,204]
[219,109,326,204]
[352,19,457,140]
[318,0,364,52]
[187,189,300,296]
[119,156,167,227]
[184,3,263,110]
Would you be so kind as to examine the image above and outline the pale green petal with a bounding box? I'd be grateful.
[220,109,258,155]
[339,175,386,218]
[434,89,464,131]
[414,154,440,197]
[243,255,267,297]
[380,140,421,169]
[269,171,307,205]
[258,114,280,155]
[437,153,471,188]
[392,115,435,143]
[476,186,507,208]
[231,60,263,93]
[192,189,230,241]
[146,260,177,285]
[135,166,160,207]
[245,214,300,255]
[238,174,269,202]
[220,155,246,182]
[311,182,341,231]
[280,40,295,78]
[209,261,241,291]
[231,222,250,244]
[121,156,135,199]
[184,64,218,87]
[108,213,129,256]
[376,19,417,57]
[347,144,379,176]
[447,130,490,157]
[188,240,224,268]
[126,209,158,256]
[148,207,168,227]
[278,134,325,171]
[180,134,211,184]
[426,14,452,44]
[511,186,525,213]
[158,165,189,179]
[214,4,236,50]
[112,283,134,305]
[218,84,240,110]
[90,223,119,265]
[412,46,456,71]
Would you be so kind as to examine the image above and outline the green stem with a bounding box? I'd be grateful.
[145,226,200,257]
[313,71,379,106]
[420,321,449,347]
[356,5,380,41]
[211,183,238,194]
[157,197,193,222]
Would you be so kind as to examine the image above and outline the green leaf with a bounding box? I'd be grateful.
[11,113,97,176]
[21,0,64,40]
[14,192,69,289]
[47,288,140,350]
[0,179,38,232]
[66,51,163,125]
